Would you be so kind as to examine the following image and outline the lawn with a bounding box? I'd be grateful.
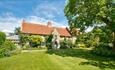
[0,48,115,70]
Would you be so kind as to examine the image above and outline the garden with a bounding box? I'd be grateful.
[0,48,115,70]
[0,0,115,70]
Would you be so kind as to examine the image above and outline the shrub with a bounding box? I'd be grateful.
[0,32,6,45]
[92,43,115,57]
[0,48,6,57]
[60,38,73,49]
[2,41,16,51]
[22,44,30,50]
[45,34,53,49]
[19,34,29,47]
[29,35,43,47]
[0,41,17,57]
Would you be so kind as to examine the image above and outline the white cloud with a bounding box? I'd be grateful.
[0,13,22,32]
[25,15,68,27]
[33,1,62,19]
[31,1,68,27]
[0,13,68,32]
[0,1,68,32]
[47,20,68,28]
[25,16,48,24]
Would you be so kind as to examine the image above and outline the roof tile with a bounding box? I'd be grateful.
[21,22,71,37]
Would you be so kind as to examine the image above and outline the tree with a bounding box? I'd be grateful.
[45,34,53,49]
[14,27,21,35]
[64,0,115,49]
[15,27,29,47]
[70,27,80,36]
[19,34,28,47]
[0,32,6,45]
[92,27,113,43]
[75,31,97,47]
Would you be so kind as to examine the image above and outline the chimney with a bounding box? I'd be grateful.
[21,19,26,32]
[47,21,52,27]
[22,19,26,23]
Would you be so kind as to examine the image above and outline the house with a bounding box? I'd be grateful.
[2,29,14,36]
[2,30,19,45]
[7,35,19,45]
[21,20,71,40]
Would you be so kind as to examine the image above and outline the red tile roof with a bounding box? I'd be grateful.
[21,21,71,37]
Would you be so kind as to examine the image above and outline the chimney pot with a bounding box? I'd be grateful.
[47,21,52,27]
[22,19,26,23]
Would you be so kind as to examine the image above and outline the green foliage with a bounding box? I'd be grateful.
[45,34,53,49]
[29,35,43,47]
[92,27,113,43]
[60,38,73,49]
[1,41,16,51]
[76,32,98,48]
[92,43,115,57]
[14,27,21,35]
[22,44,30,50]
[0,48,6,57]
[75,27,113,48]
[0,41,17,57]
[65,0,115,49]
[0,49,115,70]
[19,34,29,46]
[19,34,44,48]
[65,0,114,31]
[0,32,6,45]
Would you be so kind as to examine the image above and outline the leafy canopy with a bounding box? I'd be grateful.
[64,0,115,32]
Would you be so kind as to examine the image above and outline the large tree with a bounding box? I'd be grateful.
[64,0,115,49]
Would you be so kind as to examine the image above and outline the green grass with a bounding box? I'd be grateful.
[0,48,115,70]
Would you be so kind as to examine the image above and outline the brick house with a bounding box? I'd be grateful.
[21,20,71,40]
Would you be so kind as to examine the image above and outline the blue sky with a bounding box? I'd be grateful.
[0,0,68,32]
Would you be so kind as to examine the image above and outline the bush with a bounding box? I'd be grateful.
[0,32,6,45]
[46,35,53,49]
[0,48,6,57]
[22,43,30,50]
[60,38,73,49]
[0,41,17,57]
[92,43,115,57]
[19,34,29,47]
[29,35,43,47]
[2,41,16,51]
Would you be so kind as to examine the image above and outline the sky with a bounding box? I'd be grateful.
[0,0,68,32]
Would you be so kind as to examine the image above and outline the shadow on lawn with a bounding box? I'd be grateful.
[46,49,115,70]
